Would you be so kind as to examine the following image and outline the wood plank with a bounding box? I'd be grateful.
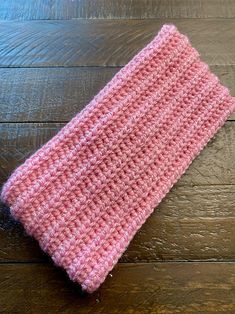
[1,122,235,188]
[0,19,235,67]
[0,184,235,262]
[1,65,235,122]
[1,0,235,20]
[0,67,116,122]
[126,215,235,262]
[0,262,234,313]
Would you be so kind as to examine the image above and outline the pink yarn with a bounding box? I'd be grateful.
[1,24,235,293]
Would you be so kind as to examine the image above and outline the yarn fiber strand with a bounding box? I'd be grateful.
[1,25,235,293]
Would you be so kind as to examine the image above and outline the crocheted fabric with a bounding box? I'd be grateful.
[1,24,235,293]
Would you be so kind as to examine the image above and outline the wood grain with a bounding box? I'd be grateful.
[0,19,235,67]
[1,0,235,19]
[1,122,235,187]
[0,262,234,313]
[0,67,116,122]
[1,181,234,262]
[1,65,235,122]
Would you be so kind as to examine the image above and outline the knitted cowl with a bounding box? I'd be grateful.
[1,24,235,293]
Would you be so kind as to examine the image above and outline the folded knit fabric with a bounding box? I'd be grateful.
[1,24,235,293]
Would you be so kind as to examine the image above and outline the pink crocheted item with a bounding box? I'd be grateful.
[1,24,235,293]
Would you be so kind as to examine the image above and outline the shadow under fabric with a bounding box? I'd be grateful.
[1,24,235,293]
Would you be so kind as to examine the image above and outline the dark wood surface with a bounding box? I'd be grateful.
[0,1,234,313]
[1,0,235,19]
[0,19,235,67]
[1,263,235,313]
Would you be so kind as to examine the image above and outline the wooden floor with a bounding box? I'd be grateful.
[0,1,235,313]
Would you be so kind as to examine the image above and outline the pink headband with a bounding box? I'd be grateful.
[1,24,235,293]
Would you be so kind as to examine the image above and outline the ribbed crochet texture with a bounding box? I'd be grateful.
[1,25,235,293]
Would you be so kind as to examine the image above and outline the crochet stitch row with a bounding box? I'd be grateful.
[1,24,235,292]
